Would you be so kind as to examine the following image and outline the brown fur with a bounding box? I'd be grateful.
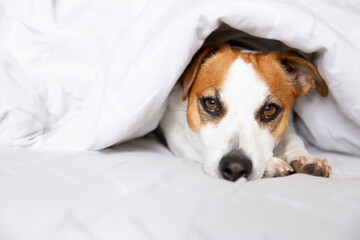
[240,51,328,139]
[240,52,296,139]
[278,51,328,98]
[182,45,240,132]
[180,44,328,138]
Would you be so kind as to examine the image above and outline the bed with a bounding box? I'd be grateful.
[1,137,360,239]
[1,0,360,239]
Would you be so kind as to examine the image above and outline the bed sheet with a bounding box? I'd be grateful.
[1,137,359,240]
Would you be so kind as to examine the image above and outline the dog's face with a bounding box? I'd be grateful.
[180,44,328,180]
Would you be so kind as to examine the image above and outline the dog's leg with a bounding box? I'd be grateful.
[280,115,332,178]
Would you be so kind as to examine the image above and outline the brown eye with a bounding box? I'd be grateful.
[204,98,218,110]
[201,97,221,116]
[263,105,277,117]
[260,103,280,122]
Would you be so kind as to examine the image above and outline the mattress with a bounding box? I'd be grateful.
[1,136,359,240]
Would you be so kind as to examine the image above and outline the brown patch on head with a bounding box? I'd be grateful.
[242,52,296,139]
[180,44,224,101]
[242,51,328,140]
[180,44,240,132]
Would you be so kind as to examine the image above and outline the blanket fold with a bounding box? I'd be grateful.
[1,0,360,155]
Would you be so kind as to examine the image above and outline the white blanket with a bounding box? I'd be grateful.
[1,0,360,154]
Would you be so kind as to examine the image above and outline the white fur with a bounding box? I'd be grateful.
[160,56,316,180]
[160,84,203,163]
[197,58,275,179]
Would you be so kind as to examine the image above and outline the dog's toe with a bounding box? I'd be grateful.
[263,157,293,178]
[290,155,331,178]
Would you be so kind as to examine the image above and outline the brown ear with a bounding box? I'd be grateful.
[278,51,329,97]
[180,44,226,100]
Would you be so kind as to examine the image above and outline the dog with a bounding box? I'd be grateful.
[160,44,332,181]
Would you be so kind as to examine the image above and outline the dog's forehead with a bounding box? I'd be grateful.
[239,52,296,106]
[194,48,294,105]
[222,56,269,114]
[192,46,241,93]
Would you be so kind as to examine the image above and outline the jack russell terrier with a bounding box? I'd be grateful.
[160,44,332,181]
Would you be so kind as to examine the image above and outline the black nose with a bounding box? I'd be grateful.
[219,152,253,181]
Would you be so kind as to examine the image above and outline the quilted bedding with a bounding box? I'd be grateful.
[1,0,360,239]
[1,137,360,240]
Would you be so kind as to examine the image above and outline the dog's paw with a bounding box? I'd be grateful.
[286,155,332,178]
[263,157,294,178]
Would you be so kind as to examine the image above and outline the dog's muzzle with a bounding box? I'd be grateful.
[219,150,252,181]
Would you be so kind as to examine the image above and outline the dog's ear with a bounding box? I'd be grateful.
[180,44,225,100]
[278,51,329,98]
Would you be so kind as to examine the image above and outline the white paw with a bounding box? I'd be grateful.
[263,157,294,178]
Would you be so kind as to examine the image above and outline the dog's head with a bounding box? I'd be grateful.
[180,44,328,181]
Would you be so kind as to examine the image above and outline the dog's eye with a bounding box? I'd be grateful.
[201,97,221,116]
[263,105,277,117]
[204,98,218,110]
[260,103,280,122]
